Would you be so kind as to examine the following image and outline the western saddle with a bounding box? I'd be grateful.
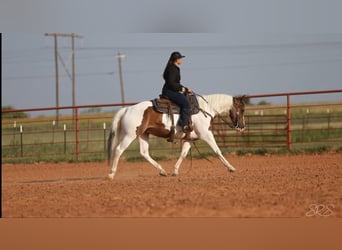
[151,94,200,142]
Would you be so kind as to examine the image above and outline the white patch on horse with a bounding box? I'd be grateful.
[161,113,179,130]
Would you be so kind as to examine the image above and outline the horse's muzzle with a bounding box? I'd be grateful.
[236,127,245,133]
[235,123,245,133]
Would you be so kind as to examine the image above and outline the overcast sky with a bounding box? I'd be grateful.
[2,0,342,115]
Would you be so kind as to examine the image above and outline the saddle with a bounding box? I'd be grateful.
[151,94,200,142]
[151,94,200,115]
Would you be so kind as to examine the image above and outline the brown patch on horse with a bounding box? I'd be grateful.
[136,107,172,139]
[229,95,246,130]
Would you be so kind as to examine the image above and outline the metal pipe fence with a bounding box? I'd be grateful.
[2,89,342,163]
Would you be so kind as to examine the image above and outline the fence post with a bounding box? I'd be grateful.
[75,107,79,161]
[20,125,23,157]
[327,109,331,137]
[103,122,106,153]
[13,121,16,144]
[286,95,291,150]
[52,120,56,144]
[87,119,90,150]
[64,124,67,155]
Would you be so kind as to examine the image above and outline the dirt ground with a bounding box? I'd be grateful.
[2,153,341,217]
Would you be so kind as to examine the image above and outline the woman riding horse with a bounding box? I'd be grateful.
[162,51,193,133]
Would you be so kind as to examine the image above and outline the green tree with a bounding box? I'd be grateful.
[257,100,271,105]
[1,106,29,119]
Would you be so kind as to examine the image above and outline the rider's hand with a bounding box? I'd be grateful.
[187,89,193,94]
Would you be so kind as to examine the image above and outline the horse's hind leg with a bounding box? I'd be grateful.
[108,135,135,179]
[138,134,167,176]
[172,141,192,176]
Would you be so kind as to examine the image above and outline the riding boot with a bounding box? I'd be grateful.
[182,121,193,140]
[181,121,193,133]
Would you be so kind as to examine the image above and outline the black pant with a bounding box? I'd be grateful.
[162,89,190,127]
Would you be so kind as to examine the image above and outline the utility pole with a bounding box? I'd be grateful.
[44,33,60,122]
[53,35,59,122]
[116,52,126,105]
[45,33,83,124]
[71,33,77,120]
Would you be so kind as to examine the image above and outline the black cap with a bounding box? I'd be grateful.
[170,51,185,61]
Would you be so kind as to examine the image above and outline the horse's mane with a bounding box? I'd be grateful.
[198,94,233,114]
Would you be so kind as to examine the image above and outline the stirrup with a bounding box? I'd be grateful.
[182,130,192,141]
[182,125,193,133]
[182,125,189,133]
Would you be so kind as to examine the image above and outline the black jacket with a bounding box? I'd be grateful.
[162,63,186,93]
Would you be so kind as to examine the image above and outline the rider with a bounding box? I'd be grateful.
[162,51,193,133]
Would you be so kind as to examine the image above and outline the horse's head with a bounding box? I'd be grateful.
[229,95,246,132]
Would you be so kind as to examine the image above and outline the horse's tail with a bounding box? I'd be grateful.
[108,107,127,166]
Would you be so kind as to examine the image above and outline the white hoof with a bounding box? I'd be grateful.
[108,173,115,179]
[159,171,168,177]
[228,167,236,173]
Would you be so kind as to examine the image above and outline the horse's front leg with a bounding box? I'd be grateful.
[172,141,192,176]
[202,132,236,172]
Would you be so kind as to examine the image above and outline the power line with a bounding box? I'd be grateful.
[4,56,342,82]
[4,40,342,59]
[45,33,83,123]
[76,40,342,51]
[2,52,115,65]
[3,71,115,81]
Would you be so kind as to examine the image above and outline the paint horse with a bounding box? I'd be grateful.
[107,94,246,179]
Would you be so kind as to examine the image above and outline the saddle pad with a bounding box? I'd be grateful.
[151,94,200,115]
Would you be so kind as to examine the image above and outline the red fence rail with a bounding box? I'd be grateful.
[2,89,342,162]
[246,89,342,149]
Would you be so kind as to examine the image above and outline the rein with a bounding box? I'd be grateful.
[185,141,213,175]
[194,92,208,104]
[217,114,237,129]
[193,141,213,163]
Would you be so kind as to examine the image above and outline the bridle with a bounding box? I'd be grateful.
[228,101,244,129]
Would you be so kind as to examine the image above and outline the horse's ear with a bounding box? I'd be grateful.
[234,95,248,104]
[240,95,249,104]
[235,95,247,100]
[239,95,249,104]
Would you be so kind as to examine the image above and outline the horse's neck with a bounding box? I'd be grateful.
[199,94,233,116]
